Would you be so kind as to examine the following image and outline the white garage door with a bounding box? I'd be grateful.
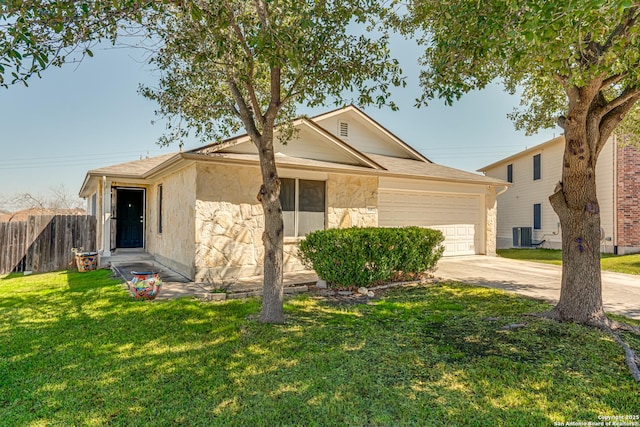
[378,190,480,256]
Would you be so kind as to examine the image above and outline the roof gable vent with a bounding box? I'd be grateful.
[338,121,349,138]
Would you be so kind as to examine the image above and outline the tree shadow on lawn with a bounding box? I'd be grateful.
[1,275,638,426]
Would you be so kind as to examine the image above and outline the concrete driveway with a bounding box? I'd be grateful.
[435,255,640,320]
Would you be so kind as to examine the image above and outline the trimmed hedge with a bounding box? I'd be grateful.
[298,226,444,288]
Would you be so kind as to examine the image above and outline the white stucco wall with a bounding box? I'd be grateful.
[146,165,197,278]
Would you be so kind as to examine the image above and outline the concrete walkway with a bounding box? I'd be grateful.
[108,253,318,301]
[435,255,640,320]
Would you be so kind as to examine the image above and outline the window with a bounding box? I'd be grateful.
[533,203,542,230]
[157,184,163,234]
[91,194,97,217]
[533,154,541,180]
[507,164,513,183]
[280,178,326,237]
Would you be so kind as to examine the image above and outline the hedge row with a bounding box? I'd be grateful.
[298,226,444,288]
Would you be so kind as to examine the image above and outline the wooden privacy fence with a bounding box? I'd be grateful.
[0,215,96,274]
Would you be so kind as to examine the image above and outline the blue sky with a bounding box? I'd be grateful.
[0,38,560,210]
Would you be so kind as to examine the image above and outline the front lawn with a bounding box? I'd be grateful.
[1,270,639,426]
[498,248,640,275]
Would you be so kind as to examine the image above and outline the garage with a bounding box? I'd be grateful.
[378,190,481,256]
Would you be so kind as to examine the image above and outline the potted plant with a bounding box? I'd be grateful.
[128,271,162,300]
[72,247,98,272]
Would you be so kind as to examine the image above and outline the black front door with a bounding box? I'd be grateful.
[116,189,144,248]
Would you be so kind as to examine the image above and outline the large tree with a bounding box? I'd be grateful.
[2,1,402,323]
[402,0,640,379]
[141,1,401,323]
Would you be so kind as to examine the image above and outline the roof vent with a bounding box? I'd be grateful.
[338,121,349,138]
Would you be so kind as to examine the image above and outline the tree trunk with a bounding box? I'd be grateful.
[548,120,606,325]
[256,131,285,324]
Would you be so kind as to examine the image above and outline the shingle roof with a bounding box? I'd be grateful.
[180,151,506,186]
[87,153,178,178]
[184,151,377,173]
[366,154,507,185]
[81,106,509,193]
[478,136,564,172]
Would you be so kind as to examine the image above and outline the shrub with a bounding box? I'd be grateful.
[298,227,444,288]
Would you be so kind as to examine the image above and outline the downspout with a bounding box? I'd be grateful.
[613,135,618,254]
[496,185,508,197]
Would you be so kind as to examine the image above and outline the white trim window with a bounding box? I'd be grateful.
[280,178,326,237]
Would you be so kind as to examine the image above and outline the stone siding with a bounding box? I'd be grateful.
[193,165,379,283]
[616,144,640,253]
[326,174,378,228]
[485,186,497,256]
[194,163,264,283]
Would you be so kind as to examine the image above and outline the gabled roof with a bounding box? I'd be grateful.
[80,106,508,196]
[188,117,385,170]
[311,105,432,163]
[478,135,565,172]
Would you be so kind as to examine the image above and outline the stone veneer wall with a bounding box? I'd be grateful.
[326,174,378,228]
[616,144,640,253]
[194,163,263,283]
[484,186,497,256]
[193,164,379,283]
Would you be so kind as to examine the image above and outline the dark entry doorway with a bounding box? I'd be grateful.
[116,189,144,248]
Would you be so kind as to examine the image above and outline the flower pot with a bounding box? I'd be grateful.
[128,271,162,300]
[75,252,98,272]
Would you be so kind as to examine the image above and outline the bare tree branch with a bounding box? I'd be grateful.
[227,77,261,143]
[597,86,640,118]
[602,72,628,90]
[599,92,640,148]
[223,3,262,121]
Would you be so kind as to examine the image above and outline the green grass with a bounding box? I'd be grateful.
[497,248,565,265]
[498,248,640,275]
[1,270,639,426]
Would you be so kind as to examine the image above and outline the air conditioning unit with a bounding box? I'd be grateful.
[512,227,532,247]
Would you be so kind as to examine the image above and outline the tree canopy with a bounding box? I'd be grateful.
[140,1,402,145]
[405,0,640,137]
[0,1,152,87]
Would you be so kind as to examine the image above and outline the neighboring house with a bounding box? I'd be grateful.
[79,106,507,282]
[479,134,640,254]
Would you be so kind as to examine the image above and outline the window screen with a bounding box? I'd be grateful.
[279,178,296,237]
[507,164,513,183]
[280,178,295,211]
[278,178,325,237]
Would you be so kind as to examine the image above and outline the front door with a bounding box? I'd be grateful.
[116,189,144,248]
